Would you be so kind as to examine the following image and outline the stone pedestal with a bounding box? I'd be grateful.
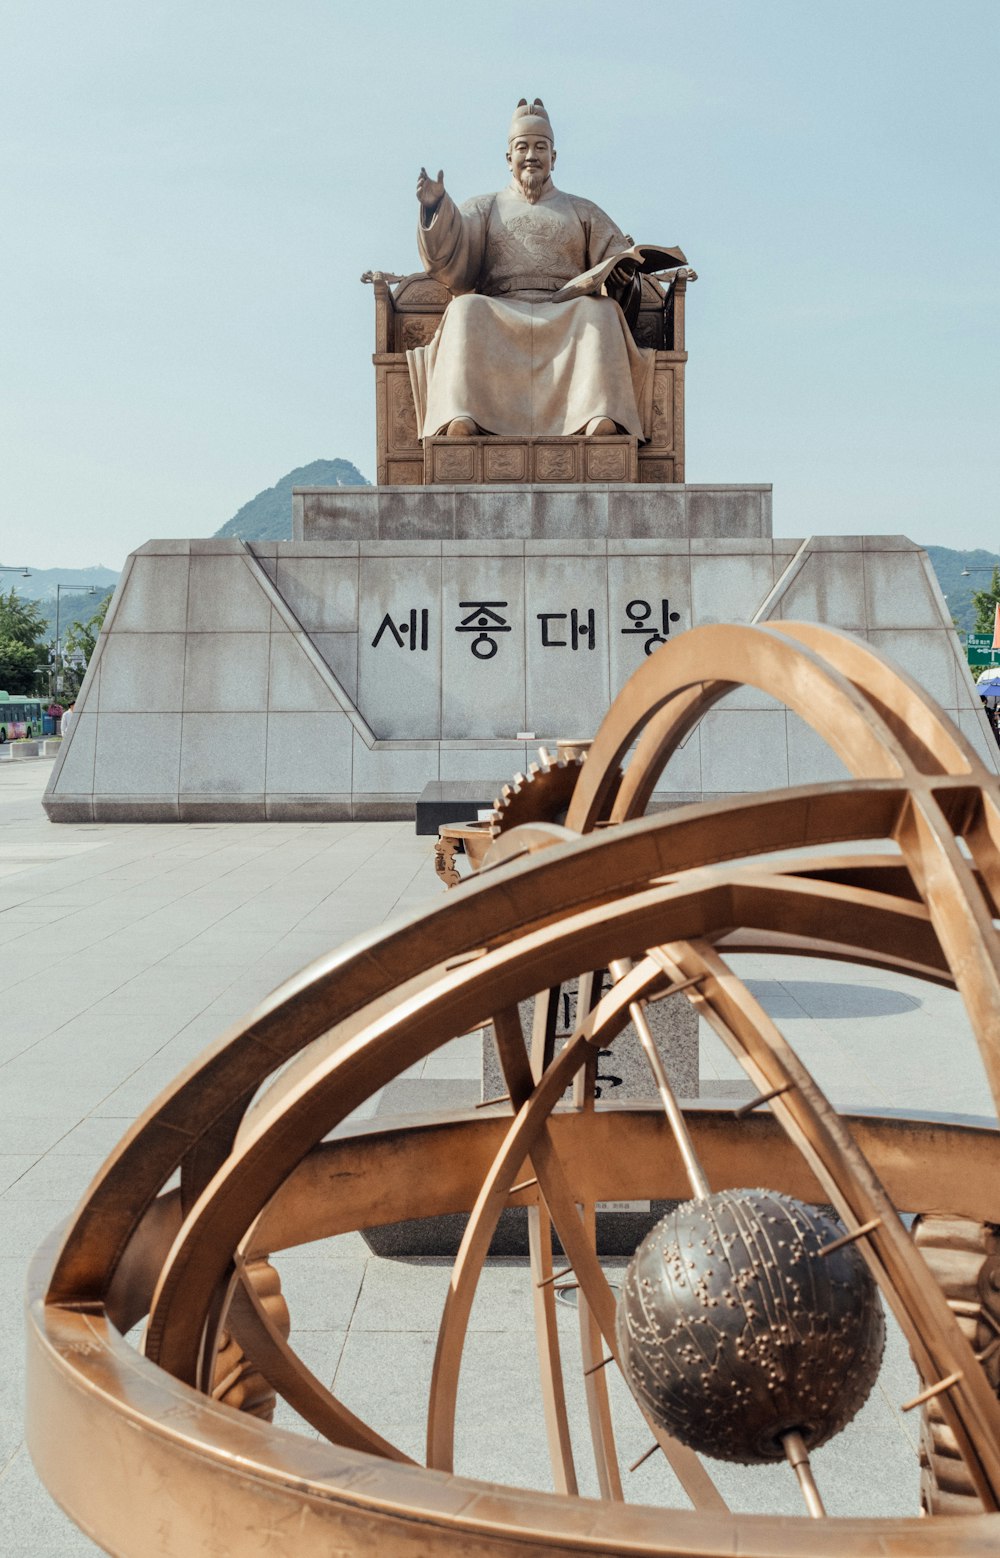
[43,484,999,823]
[480,983,699,1102]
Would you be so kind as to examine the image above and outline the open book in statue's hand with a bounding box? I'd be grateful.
[550,243,691,304]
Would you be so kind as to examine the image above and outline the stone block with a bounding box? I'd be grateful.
[113,555,190,633]
[700,708,789,792]
[352,797,419,819]
[453,490,532,540]
[265,712,353,793]
[40,796,95,821]
[690,536,776,555]
[524,538,608,556]
[377,489,456,539]
[531,488,609,539]
[98,798,182,822]
[266,798,353,821]
[357,553,442,737]
[777,548,868,631]
[178,797,266,821]
[312,634,359,702]
[93,713,182,796]
[689,551,777,624]
[438,745,526,783]
[867,629,959,710]
[481,983,699,1103]
[441,555,526,740]
[688,487,766,538]
[863,551,941,630]
[135,538,191,555]
[186,554,271,632]
[646,727,702,795]
[713,684,787,713]
[179,713,266,794]
[351,734,439,794]
[295,492,371,540]
[274,556,358,631]
[98,632,187,713]
[183,632,270,712]
[188,538,245,554]
[608,537,692,555]
[608,553,691,694]
[957,708,1000,771]
[48,712,97,795]
[786,712,851,786]
[442,538,525,556]
[524,554,610,736]
[359,538,443,556]
[277,539,360,558]
[267,633,348,713]
[608,486,687,537]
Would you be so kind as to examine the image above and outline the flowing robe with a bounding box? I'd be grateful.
[408,180,656,440]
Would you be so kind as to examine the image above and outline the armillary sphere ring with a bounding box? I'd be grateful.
[26,621,1000,1555]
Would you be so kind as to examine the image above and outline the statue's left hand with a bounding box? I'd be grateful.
[417,167,446,212]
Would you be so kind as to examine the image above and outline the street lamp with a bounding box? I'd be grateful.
[0,565,32,578]
[53,583,98,701]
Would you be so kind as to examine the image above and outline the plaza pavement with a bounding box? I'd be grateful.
[1,755,996,1551]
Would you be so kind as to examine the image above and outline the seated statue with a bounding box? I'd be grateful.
[408,97,688,443]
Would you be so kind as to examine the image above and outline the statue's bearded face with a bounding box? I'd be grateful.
[506,136,555,202]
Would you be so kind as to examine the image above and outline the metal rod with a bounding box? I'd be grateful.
[901,1371,963,1413]
[781,1430,826,1518]
[819,1217,881,1258]
[475,1092,511,1109]
[628,1441,660,1473]
[734,1082,793,1118]
[536,1265,573,1290]
[583,1354,614,1377]
[510,1177,538,1194]
[610,958,711,1201]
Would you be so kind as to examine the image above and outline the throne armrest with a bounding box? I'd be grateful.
[361,271,403,355]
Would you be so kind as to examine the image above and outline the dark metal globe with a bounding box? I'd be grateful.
[616,1188,885,1463]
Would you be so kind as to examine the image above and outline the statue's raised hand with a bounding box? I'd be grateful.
[417,167,445,212]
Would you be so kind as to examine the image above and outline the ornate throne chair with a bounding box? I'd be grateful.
[365,269,689,486]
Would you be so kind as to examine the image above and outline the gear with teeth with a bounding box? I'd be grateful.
[489,743,619,838]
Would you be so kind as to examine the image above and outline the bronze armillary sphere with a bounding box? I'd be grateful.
[26,621,1000,1554]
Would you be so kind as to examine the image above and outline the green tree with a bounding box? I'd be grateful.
[0,589,48,694]
[973,568,1000,634]
[61,592,112,698]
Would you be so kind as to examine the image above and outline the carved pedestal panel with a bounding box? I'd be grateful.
[424,435,639,485]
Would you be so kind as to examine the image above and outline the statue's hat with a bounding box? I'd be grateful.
[508,98,553,144]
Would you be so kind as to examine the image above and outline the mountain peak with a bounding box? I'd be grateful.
[214,458,370,541]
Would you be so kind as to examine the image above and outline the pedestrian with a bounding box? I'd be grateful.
[61,702,76,738]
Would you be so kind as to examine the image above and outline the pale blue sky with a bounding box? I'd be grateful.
[2,0,997,567]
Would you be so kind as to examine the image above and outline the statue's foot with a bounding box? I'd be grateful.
[585,417,617,436]
[446,417,479,437]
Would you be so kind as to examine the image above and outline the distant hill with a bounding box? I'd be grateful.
[923,546,1000,635]
[214,458,370,541]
